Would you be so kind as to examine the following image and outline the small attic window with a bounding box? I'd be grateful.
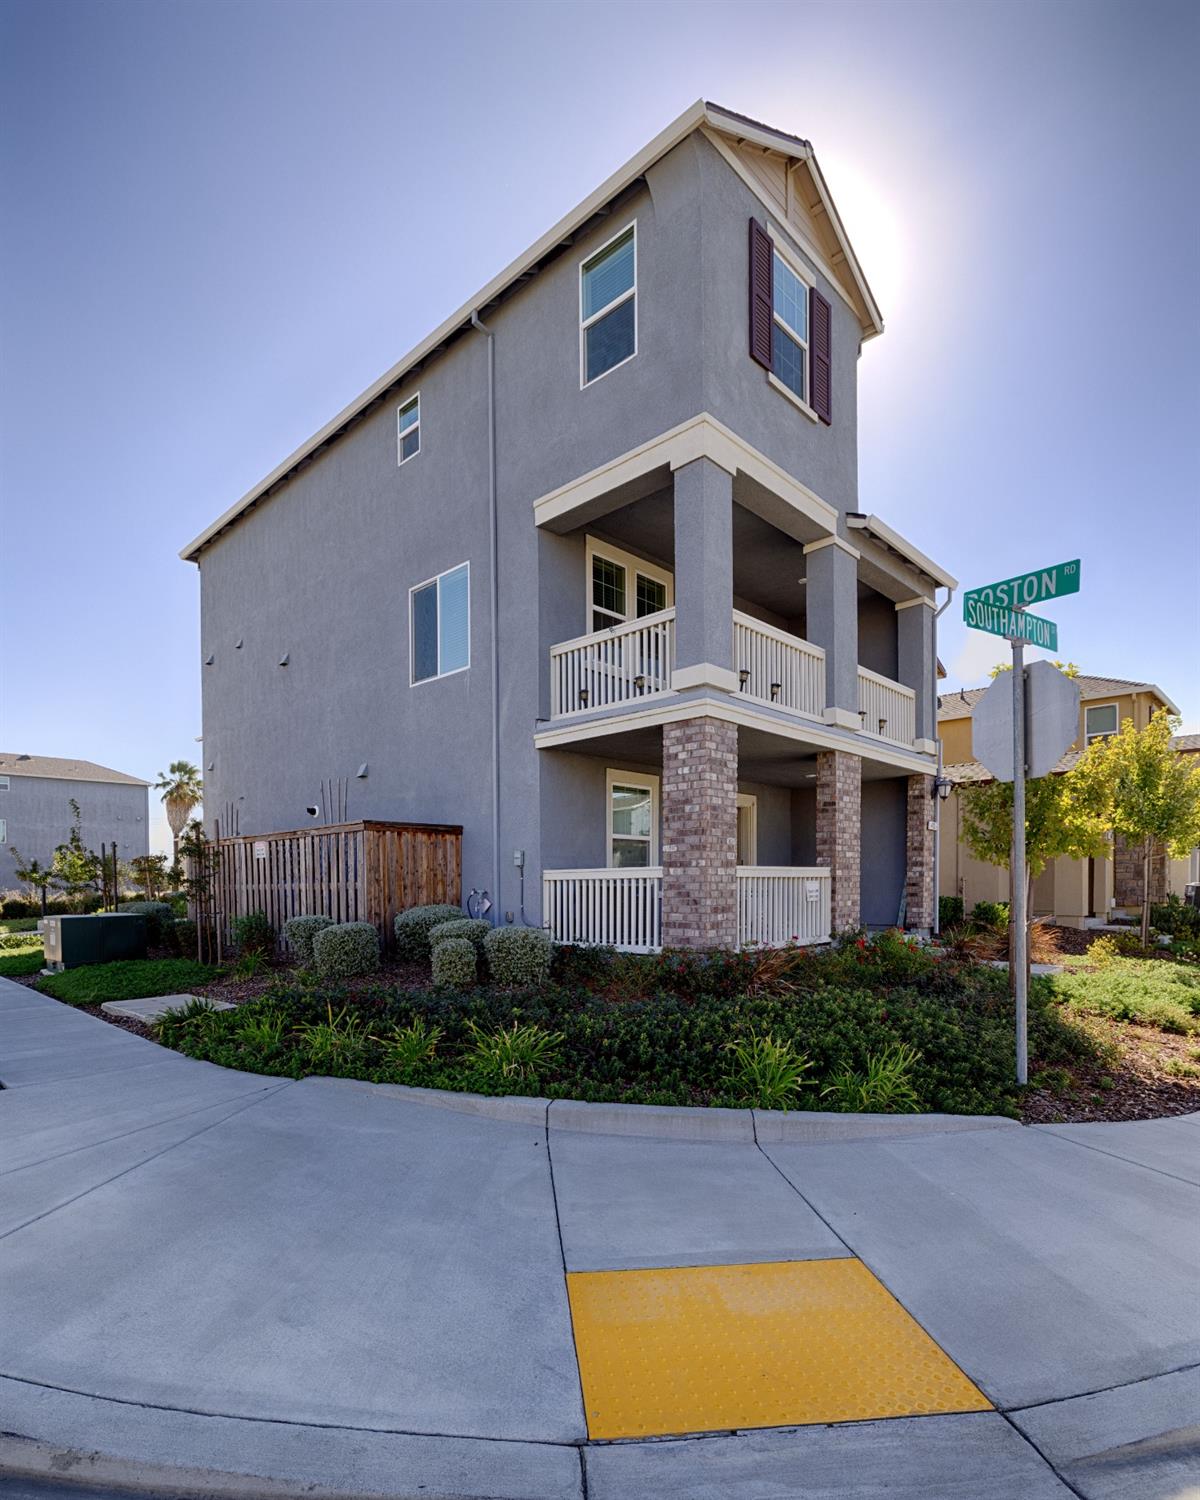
[397,394,420,465]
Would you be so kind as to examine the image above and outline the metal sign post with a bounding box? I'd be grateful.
[1010,624,1028,1085]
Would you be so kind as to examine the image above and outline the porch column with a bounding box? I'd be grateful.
[661,717,738,948]
[815,749,861,932]
[897,596,937,752]
[671,456,736,692]
[905,774,935,933]
[804,535,860,728]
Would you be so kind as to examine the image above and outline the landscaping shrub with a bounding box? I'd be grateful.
[394,904,465,962]
[172,918,198,956]
[1,893,103,918]
[938,896,964,930]
[284,914,334,967]
[723,1032,813,1110]
[432,936,478,988]
[231,910,274,955]
[0,917,39,934]
[0,930,39,950]
[483,926,553,987]
[1150,894,1200,938]
[312,921,380,980]
[1047,960,1200,1034]
[429,917,491,954]
[118,900,176,945]
[38,957,219,1006]
[971,901,1009,931]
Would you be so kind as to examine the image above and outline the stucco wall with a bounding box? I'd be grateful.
[0,776,148,890]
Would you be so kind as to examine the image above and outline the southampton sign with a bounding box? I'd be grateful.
[962,599,1058,651]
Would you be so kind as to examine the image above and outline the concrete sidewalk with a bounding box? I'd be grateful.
[1,977,1197,1499]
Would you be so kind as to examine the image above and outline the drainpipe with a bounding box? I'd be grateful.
[471,311,501,925]
[932,585,955,936]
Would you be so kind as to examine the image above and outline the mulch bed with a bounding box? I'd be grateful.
[1024,1015,1200,1123]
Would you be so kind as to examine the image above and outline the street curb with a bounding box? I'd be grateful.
[753,1111,1021,1143]
[549,1098,755,1141]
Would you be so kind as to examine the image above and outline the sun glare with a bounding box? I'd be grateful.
[817,154,908,318]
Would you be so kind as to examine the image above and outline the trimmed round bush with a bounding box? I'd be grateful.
[312,921,380,980]
[429,917,491,955]
[119,900,175,943]
[431,936,478,988]
[483,926,553,987]
[394,903,464,962]
[284,914,335,967]
[232,910,274,955]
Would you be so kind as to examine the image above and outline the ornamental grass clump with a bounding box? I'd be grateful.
[822,1042,922,1113]
[284,914,334,967]
[466,1018,563,1085]
[483,926,552,987]
[432,936,478,988]
[311,921,380,980]
[429,918,491,954]
[723,1031,813,1110]
[394,904,465,962]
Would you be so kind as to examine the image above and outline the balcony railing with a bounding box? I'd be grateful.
[857,666,916,747]
[541,866,832,951]
[737,867,832,947]
[733,611,825,719]
[542,867,663,952]
[550,608,675,718]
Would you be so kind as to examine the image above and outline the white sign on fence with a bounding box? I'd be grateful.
[253,841,268,862]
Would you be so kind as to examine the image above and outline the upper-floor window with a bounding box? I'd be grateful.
[581,224,636,385]
[1085,703,1119,743]
[587,537,671,633]
[772,250,810,403]
[0,775,9,791]
[397,394,420,465]
[0,818,6,843]
[411,562,469,684]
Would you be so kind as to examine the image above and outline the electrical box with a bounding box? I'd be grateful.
[513,849,525,867]
[41,914,148,972]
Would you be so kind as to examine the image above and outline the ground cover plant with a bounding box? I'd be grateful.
[1045,958,1200,1035]
[153,931,1103,1118]
[0,942,45,977]
[38,957,220,1006]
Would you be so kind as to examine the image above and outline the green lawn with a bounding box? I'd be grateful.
[0,917,39,934]
[37,957,220,1007]
[0,945,45,977]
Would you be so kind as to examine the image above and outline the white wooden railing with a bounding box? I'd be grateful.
[550,609,675,718]
[737,867,832,947]
[733,611,825,719]
[857,666,917,747]
[542,867,663,952]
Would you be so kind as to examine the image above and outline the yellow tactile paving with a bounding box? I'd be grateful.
[567,1258,990,1440]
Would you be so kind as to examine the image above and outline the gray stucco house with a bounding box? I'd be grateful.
[0,754,150,892]
[182,101,956,951]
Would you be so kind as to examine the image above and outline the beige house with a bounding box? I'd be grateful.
[938,676,1195,927]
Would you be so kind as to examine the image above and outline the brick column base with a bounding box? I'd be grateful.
[816,749,860,933]
[661,717,738,949]
[905,775,935,931]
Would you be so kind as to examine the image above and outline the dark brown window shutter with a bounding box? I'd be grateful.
[810,287,832,424]
[748,218,773,368]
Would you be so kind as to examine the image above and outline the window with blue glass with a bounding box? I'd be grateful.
[397,394,420,464]
[410,562,469,684]
[581,224,636,385]
[771,250,809,402]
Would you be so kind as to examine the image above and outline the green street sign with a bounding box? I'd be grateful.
[963,559,1080,612]
[963,598,1059,651]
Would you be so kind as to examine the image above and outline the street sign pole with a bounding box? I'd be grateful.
[1011,624,1028,1086]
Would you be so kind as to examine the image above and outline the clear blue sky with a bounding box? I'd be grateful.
[2,0,1197,854]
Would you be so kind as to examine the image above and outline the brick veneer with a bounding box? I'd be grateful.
[815,750,860,933]
[1113,832,1168,908]
[661,717,738,948]
[905,774,935,931]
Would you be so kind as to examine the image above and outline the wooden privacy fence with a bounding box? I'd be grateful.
[200,820,461,954]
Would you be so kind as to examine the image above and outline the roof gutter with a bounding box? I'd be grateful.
[470,311,502,927]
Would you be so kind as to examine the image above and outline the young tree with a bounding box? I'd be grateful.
[989,660,1080,679]
[1075,709,1200,946]
[129,852,171,901]
[50,799,103,911]
[7,847,54,914]
[155,761,203,869]
[959,766,1112,977]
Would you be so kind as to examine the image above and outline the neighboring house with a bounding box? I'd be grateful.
[182,100,957,951]
[0,753,150,892]
[938,677,1194,926]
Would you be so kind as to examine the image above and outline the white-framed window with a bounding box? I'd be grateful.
[771,244,811,404]
[410,562,469,684]
[736,793,758,865]
[1085,703,1119,744]
[606,769,659,868]
[397,394,420,465]
[0,775,9,791]
[585,536,672,633]
[580,222,636,386]
[1189,847,1200,885]
[0,818,6,843]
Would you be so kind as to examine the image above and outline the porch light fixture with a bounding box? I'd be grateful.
[878,718,887,734]
[579,687,589,706]
[931,777,953,801]
[738,668,750,689]
[634,674,646,692]
[770,682,781,701]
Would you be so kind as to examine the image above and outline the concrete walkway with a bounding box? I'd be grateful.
[1,977,1197,1499]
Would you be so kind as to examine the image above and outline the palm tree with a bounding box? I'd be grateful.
[156,761,203,867]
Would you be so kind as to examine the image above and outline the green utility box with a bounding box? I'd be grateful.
[41,914,148,972]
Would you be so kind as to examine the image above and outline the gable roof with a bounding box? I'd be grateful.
[938,675,1180,721]
[0,753,149,787]
[180,100,882,565]
[1173,734,1200,754]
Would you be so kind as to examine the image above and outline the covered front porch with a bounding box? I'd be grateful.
[537,718,934,953]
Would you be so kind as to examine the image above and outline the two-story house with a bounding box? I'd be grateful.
[0,753,150,891]
[182,101,957,951]
[938,675,1187,926]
